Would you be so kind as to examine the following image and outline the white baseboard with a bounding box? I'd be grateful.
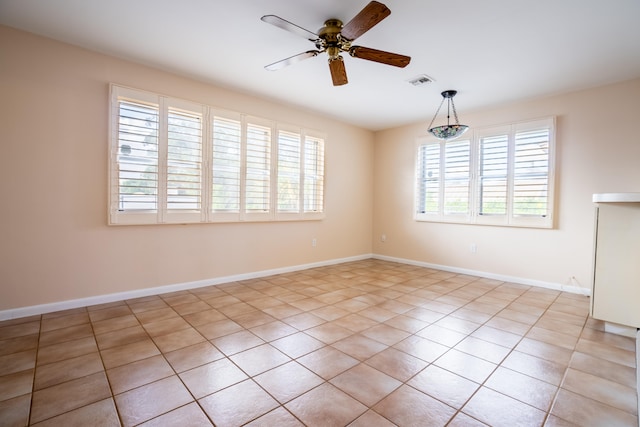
[1,252,592,322]
[0,254,372,321]
[372,254,592,296]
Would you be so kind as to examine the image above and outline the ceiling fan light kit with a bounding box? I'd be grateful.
[428,90,469,141]
[261,1,411,86]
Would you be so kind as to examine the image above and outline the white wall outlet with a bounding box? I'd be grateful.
[381,234,386,242]
[470,243,477,253]
[312,238,317,247]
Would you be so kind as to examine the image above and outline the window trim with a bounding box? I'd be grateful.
[109,84,325,225]
[415,117,555,228]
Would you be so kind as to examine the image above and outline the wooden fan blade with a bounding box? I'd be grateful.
[265,50,320,71]
[341,1,391,41]
[350,46,411,68]
[261,15,319,42]
[329,57,348,86]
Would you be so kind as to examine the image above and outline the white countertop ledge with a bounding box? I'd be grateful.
[593,193,640,203]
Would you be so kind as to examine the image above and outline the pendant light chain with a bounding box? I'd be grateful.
[427,97,446,130]
[450,97,461,126]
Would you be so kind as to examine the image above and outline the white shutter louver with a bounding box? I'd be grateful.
[166,109,202,211]
[417,143,440,214]
[211,116,241,212]
[479,134,509,215]
[116,100,159,211]
[443,140,470,215]
[245,123,271,213]
[513,129,550,217]
[277,131,301,213]
[304,136,324,213]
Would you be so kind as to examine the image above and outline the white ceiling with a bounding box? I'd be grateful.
[2,0,640,131]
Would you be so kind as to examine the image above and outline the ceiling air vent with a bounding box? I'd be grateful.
[407,74,434,86]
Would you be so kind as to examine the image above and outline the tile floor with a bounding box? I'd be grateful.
[0,259,637,426]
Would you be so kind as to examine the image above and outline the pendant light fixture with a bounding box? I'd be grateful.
[428,90,468,141]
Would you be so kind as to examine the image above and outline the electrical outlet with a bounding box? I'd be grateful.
[312,238,317,247]
[470,243,477,253]
[381,234,386,242]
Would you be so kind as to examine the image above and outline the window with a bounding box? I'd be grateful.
[415,117,555,228]
[109,85,325,225]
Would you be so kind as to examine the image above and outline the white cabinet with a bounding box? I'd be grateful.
[591,193,640,328]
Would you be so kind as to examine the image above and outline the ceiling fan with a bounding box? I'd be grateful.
[261,1,411,86]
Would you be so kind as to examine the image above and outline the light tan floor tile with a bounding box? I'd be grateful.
[485,366,558,411]
[285,382,367,426]
[138,402,213,427]
[454,335,511,364]
[569,351,636,388]
[34,352,103,390]
[195,318,244,340]
[36,336,97,366]
[249,320,297,342]
[0,394,31,427]
[393,335,449,363]
[0,349,36,376]
[99,338,160,369]
[211,330,264,356]
[0,369,34,401]
[91,314,139,335]
[373,384,456,427]
[562,367,637,414]
[348,409,396,427]
[254,361,324,404]
[151,326,205,353]
[30,398,120,427]
[365,347,428,382]
[551,388,638,427]
[199,379,279,426]
[408,364,479,409]
[106,354,174,394]
[115,376,193,427]
[0,334,38,357]
[434,349,497,384]
[332,334,387,361]
[462,387,546,427]
[38,323,94,347]
[179,358,248,398]
[416,324,467,347]
[501,350,566,386]
[330,363,402,407]
[0,320,40,340]
[270,331,325,358]
[95,325,148,350]
[297,346,359,380]
[229,343,291,376]
[164,341,224,373]
[30,372,111,424]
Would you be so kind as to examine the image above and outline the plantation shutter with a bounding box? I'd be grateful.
[479,134,509,216]
[115,99,159,212]
[166,108,202,211]
[303,135,325,213]
[416,143,440,215]
[211,116,241,214]
[443,140,471,215]
[245,122,271,214]
[109,85,325,224]
[513,128,550,217]
[277,130,301,213]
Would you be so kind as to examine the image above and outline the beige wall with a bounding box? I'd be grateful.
[0,26,374,311]
[373,78,640,292]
